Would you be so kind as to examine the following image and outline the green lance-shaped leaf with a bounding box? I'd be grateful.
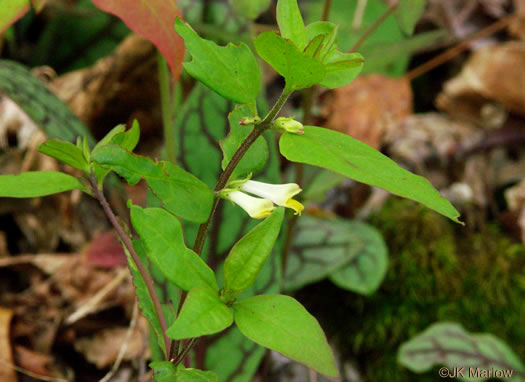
[223,208,284,299]
[285,215,388,295]
[174,18,260,107]
[398,322,525,379]
[92,121,141,187]
[233,294,338,378]
[150,361,177,382]
[125,240,167,357]
[166,287,233,340]
[220,104,268,179]
[130,205,218,292]
[176,368,218,382]
[151,361,219,382]
[0,60,95,145]
[319,51,364,89]
[255,31,325,92]
[38,139,89,173]
[280,126,461,223]
[276,0,307,50]
[0,172,88,198]
[303,0,408,77]
[396,0,427,36]
[231,0,271,20]
[305,21,337,47]
[303,34,325,59]
[302,169,345,202]
[95,120,140,152]
[303,21,363,88]
[92,145,214,223]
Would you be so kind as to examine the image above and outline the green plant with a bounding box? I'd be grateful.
[297,199,525,381]
[0,0,464,380]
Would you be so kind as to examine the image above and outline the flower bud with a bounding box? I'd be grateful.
[239,116,262,126]
[272,117,304,134]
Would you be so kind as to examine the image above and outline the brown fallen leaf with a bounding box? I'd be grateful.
[74,316,149,369]
[14,345,69,381]
[0,308,17,382]
[321,75,412,149]
[0,97,39,150]
[49,33,160,138]
[1,253,135,353]
[66,267,129,324]
[0,253,74,274]
[384,113,482,177]
[505,179,525,243]
[509,0,525,39]
[437,42,525,117]
[0,232,8,257]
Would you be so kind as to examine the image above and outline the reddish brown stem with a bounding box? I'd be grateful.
[91,178,171,360]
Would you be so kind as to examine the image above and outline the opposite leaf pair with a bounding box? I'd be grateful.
[140,206,337,377]
[174,0,364,110]
[168,291,338,378]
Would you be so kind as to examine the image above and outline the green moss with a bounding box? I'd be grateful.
[296,199,525,381]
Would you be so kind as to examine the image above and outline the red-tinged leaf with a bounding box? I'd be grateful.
[85,231,127,268]
[0,0,29,35]
[90,0,184,81]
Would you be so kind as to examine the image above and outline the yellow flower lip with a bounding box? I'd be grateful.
[285,198,304,216]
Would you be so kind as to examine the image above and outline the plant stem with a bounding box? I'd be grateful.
[350,2,397,52]
[173,338,197,366]
[174,90,292,361]
[158,51,177,164]
[90,177,172,360]
[321,0,333,22]
[192,90,291,256]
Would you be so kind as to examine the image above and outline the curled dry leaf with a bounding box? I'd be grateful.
[509,0,525,39]
[321,75,412,149]
[74,316,149,369]
[0,253,135,353]
[0,308,16,382]
[49,34,161,137]
[384,113,489,210]
[0,97,39,150]
[505,179,525,244]
[385,113,482,178]
[0,232,8,257]
[437,42,525,117]
[14,345,69,380]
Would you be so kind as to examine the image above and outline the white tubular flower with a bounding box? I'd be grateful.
[241,180,304,215]
[226,191,275,219]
